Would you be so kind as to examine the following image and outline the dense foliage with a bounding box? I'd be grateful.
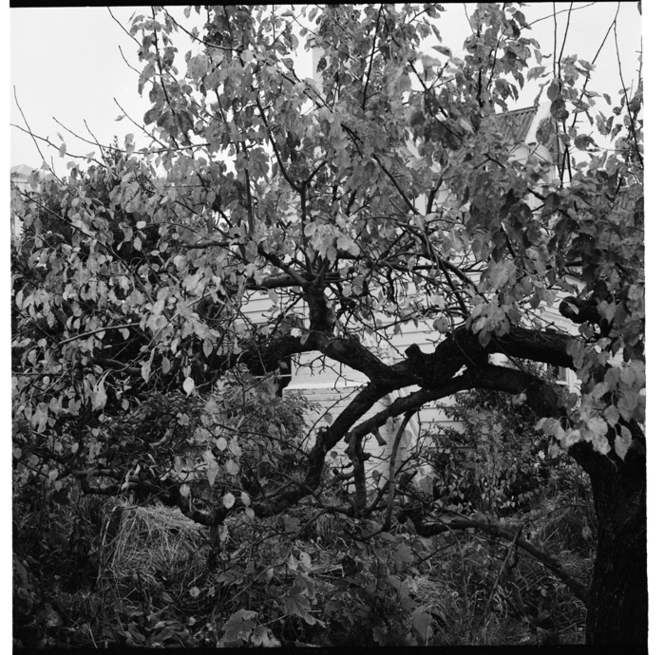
[13,379,593,647]
[12,3,644,647]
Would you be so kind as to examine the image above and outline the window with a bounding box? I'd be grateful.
[548,365,568,386]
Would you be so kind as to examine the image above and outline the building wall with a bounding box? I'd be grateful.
[245,286,465,478]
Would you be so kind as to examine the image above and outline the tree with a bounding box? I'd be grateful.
[12,4,644,645]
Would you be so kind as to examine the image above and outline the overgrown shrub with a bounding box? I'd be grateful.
[13,359,595,648]
[407,365,594,644]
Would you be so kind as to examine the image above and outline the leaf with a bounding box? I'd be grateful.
[432,45,451,57]
[387,573,404,593]
[547,79,561,101]
[183,377,195,395]
[394,542,415,569]
[337,235,360,256]
[527,65,546,81]
[561,429,582,448]
[433,316,449,334]
[551,97,569,121]
[603,405,621,426]
[92,380,107,410]
[226,459,240,476]
[614,427,632,460]
[285,591,316,625]
[420,54,440,68]
[229,436,242,458]
[587,416,608,439]
[412,607,432,641]
[194,427,209,443]
[189,586,201,598]
[574,135,595,151]
[173,254,187,270]
[144,107,159,125]
[206,460,219,488]
[141,359,152,383]
[178,110,194,134]
[222,609,257,644]
[283,515,300,533]
[251,626,280,647]
[215,436,228,452]
[203,339,213,358]
[222,492,235,509]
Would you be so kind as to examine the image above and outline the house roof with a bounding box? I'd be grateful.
[11,165,54,194]
[11,164,34,180]
[495,105,538,144]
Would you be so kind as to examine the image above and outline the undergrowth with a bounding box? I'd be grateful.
[13,484,592,648]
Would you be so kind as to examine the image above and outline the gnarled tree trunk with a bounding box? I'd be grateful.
[582,446,647,645]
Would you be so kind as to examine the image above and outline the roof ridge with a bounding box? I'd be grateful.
[494,105,539,143]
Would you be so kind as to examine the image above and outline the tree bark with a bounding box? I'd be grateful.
[581,445,647,645]
[460,359,648,645]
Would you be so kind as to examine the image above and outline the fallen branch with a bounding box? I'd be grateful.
[398,507,589,602]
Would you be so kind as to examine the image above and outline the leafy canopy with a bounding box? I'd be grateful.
[12,4,643,522]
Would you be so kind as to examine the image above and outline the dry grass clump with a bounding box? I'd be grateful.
[98,501,209,607]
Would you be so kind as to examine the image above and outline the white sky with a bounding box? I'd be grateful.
[10,4,642,173]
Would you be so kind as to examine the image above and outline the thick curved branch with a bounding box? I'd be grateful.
[258,246,308,287]
[399,325,574,390]
[399,508,589,602]
[90,357,142,376]
[346,384,465,446]
[310,333,410,385]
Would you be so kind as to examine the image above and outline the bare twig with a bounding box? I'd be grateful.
[83,120,107,158]
[476,524,523,627]
[107,7,141,47]
[552,2,559,79]
[569,4,619,135]
[362,4,384,111]
[612,6,643,168]
[59,323,142,347]
[13,88,53,174]
[255,97,303,193]
[113,99,169,150]
[556,2,575,75]
[529,2,597,27]
[117,45,142,75]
